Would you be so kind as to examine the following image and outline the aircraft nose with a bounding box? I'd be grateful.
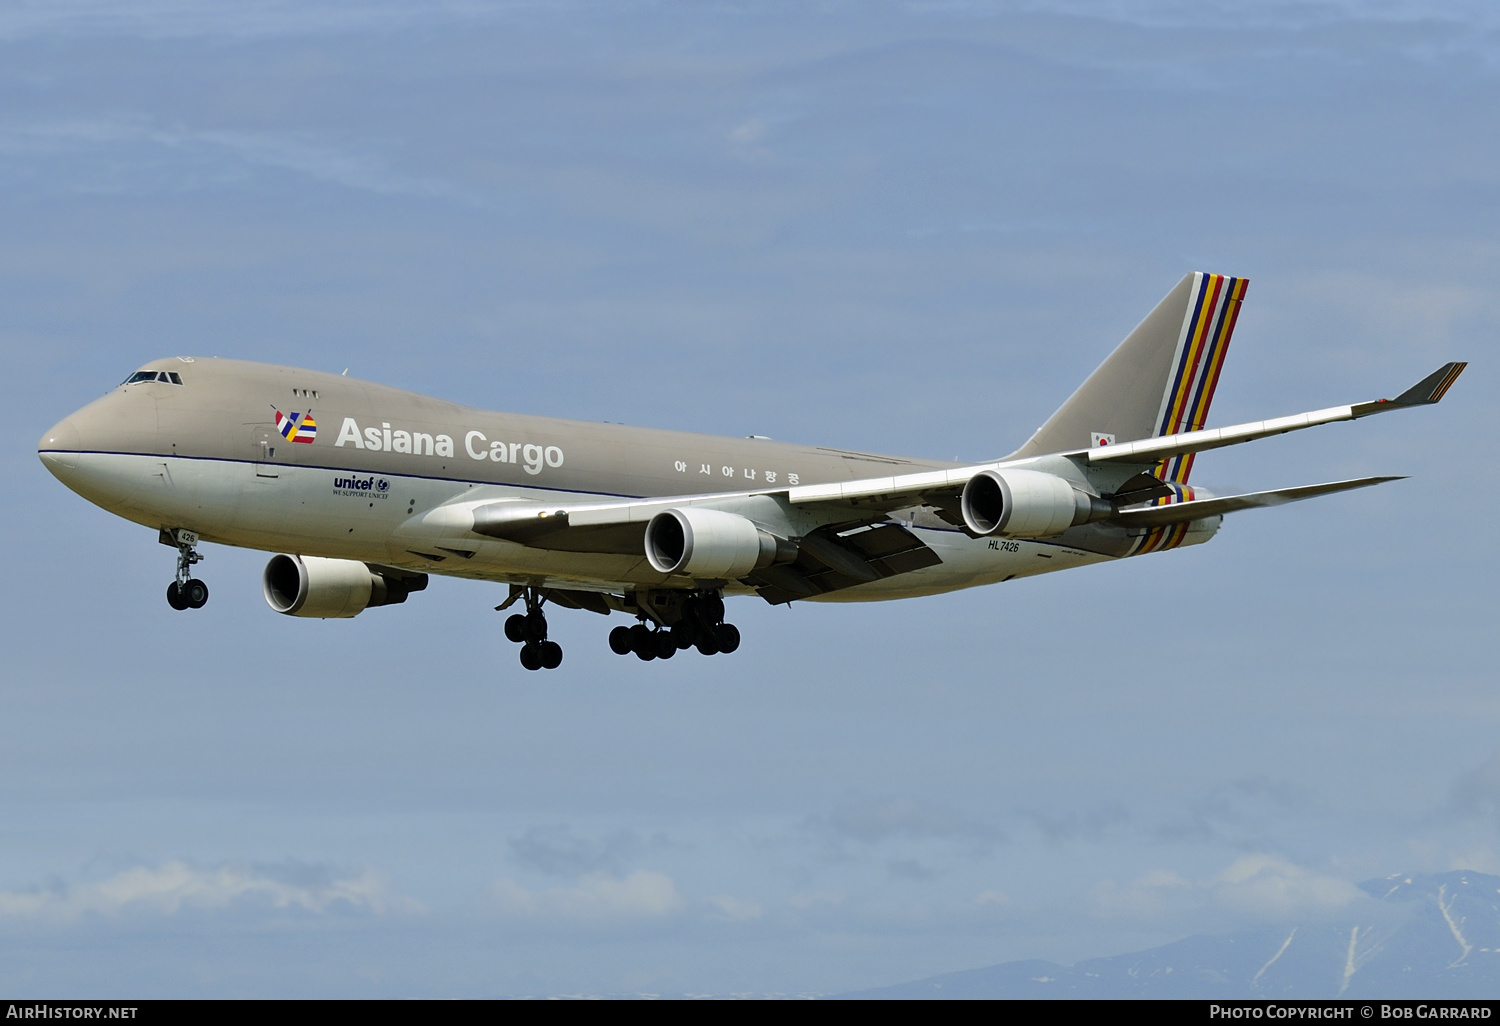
[38,416,82,473]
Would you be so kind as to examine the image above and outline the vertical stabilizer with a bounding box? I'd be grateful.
[1008,272,1248,484]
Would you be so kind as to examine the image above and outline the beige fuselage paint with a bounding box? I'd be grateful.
[40,357,1139,600]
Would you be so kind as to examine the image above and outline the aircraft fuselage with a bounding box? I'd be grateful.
[39,357,1163,602]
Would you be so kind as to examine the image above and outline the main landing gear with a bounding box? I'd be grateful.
[607,590,740,662]
[162,529,209,611]
[502,588,563,672]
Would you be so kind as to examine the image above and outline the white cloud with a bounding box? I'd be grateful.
[705,894,763,922]
[729,118,768,147]
[0,1,504,42]
[814,794,998,847]
[1093,855,1364,923]
[1211,855,1365,918]
[490,870,684,921]
[0,118,482,204]
[0,862,420,921]
[787,890,845,910]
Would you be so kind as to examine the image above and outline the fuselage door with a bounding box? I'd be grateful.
[251,426,280,478]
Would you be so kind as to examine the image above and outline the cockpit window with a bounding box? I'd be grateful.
[120,370,184,386]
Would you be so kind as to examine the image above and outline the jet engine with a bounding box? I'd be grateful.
[644,508,795,578]
[262,554,428,618]
[960,469,1103,538]
[1179,514,1222,548]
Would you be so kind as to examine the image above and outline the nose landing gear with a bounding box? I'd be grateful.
[501,588,562,671]
[162,529,208,611]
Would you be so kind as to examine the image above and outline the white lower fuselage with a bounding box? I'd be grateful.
[49,450,1123,602]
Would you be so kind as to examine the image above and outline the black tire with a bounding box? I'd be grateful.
[671,621,696,650]
[695,635,720,657]
[540,641,563,670]
[700,592,725,626]
[713,623,740,654]
[608,625,634,655]
[166,581,187,611]
[184,579,209,609]
[524,611,548,644]
[635,644,656,662]
[505,614,528,643]
[655,632,677,659]
[630,623,654,656]
[519,644,543,671]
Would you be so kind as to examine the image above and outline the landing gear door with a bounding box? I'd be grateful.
[251,426,280,478]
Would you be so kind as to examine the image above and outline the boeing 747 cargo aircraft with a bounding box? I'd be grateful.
[38,273,1464,670]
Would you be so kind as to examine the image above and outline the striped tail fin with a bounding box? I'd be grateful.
[1153,272,1248,485]
[1135,273,1247,554]
[1009,271,1248,475]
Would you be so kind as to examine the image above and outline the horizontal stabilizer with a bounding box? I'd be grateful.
[1110,476,1403,529]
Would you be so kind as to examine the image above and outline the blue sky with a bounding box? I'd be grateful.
[3,0,1498,996]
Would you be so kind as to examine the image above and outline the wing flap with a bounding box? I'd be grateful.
[470,504,647,554]
[745,522,942,604]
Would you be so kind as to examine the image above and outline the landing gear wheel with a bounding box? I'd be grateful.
[695,634,721,657]
[165,529,205,612]
[630,623,653,653]
[609,625,634,655]
[539,641,563,670]
[524,610,548,644]
[700,592,725,626]
[183,579,209,609]
[504,588,561,670]
[712,623,740,654]
[505,614,528,643]
[655,632,677,659]
[632,624,658,661]
[671,621,696,650]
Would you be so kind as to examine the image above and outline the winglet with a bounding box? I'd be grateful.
[1352,362,1466,417]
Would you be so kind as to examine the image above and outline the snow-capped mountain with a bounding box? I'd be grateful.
[844,871,1500,999]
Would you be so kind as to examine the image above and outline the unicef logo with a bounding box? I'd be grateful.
[331,475,394,497]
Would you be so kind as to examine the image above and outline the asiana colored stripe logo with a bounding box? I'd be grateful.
[271,406,317,443]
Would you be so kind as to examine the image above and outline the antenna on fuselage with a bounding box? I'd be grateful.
[342,368,348,376]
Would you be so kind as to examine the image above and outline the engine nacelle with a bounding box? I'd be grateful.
[262,554,427,618]
[960,469,1093,538]
[644,508,793,579]
[1180,514,1222,548]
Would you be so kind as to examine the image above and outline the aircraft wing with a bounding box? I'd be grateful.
[1108,476,1402,529]
[456,364,1464,545]
[438,364,1460,600]
[458,492,944,603]
[1083,362,1466,468]
[782,363,1464,506]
